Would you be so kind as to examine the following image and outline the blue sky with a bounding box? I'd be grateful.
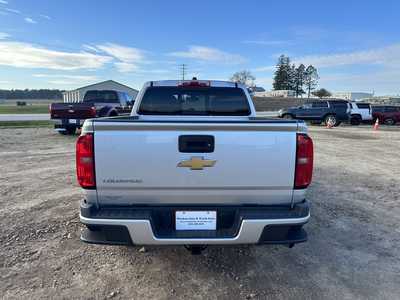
[0,0,399,95]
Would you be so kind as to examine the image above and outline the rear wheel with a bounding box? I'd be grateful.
[384,118,395,125]
[350,115,361,125]
[282,114,293,119]
[58,130,68,135]
[324,114,337,127]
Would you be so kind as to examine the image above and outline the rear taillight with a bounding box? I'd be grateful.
[76,133,95,189]
[294,134,314,189]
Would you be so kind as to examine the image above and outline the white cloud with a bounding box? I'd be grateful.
[253,65,275,72]
[0,32,10,39]
[24,17,37,24]
[39,14,51,20]
[3,7,20,14]
[114,62,138,72]
[0,0,8,4]
[169,46,246,64]
[96,43,144,63]
[82,44,101,53]
[294,44,400,68]
[0,41,113,70]
[83,43,146,73]
[33,74,98,81]
[47,80,80,85]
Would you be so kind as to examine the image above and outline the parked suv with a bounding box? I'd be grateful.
[372,106,400,125]
[349,102,372,125]
[278,100,350,126]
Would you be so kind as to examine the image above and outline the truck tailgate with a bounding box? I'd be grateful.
[50,103,94,119]
[93,121,298,206]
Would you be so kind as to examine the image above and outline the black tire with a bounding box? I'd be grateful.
[108,111,118,117]
[324,114,337,127]
[282,114,293,119]
[350,115,361,125]
[58,130,68,135]
[384,118,395,125]
[66,126,76,135]
[334,121,342,127]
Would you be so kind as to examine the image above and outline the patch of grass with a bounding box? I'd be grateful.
[0,105,49,114]
[0,120,53,128]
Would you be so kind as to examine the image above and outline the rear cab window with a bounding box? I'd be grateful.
[83,90,119,104]
[138,86,251,116]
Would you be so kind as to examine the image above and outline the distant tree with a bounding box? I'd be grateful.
[273,55,292,90]
[304,65,319,97]
[293,64,306,97]
[0,89,64,100]
[230,70,256,87]
[312,88,331,98]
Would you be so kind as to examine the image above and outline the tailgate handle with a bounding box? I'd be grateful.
[179,135,214,153]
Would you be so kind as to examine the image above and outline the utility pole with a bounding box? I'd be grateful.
[180,64,187,80]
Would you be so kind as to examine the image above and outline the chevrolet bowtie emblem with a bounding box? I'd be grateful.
[177,156,216,170]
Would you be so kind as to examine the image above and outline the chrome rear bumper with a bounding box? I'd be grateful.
[79,201,310,246]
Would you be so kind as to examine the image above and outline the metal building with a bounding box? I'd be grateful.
[62,80,139,103]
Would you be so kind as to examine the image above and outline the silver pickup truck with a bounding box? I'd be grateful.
[77,79,313,254]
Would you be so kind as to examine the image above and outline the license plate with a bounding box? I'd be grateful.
[175,211,217,230]
[69,119,77,124]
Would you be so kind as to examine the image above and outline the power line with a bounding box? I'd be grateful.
[180,64,187,80]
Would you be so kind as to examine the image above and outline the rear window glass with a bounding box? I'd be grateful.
[330,101,348,109]
[138,87,251,115]
[385,107,397,112]
[312,102,328,108]
[83,91,119,103]
[356,103,370,109]
[372,106,385,112]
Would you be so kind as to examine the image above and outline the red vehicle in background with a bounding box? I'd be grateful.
[372,106,400,125]
[50,90,134,134]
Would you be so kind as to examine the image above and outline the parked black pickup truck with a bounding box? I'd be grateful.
[278,100,351,126]
[50,90,134,134]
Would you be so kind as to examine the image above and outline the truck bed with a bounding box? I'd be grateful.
[83,117,306,207]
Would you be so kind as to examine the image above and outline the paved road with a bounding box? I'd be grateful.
[0,114,50,121]
[0,112,279,121]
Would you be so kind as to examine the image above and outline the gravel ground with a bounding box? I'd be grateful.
[0,125,399,299]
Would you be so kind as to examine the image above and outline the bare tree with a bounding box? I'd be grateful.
[304,65,319,98]
[230,70,256,87]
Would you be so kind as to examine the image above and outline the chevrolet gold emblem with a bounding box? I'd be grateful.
[177,156,216,170]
